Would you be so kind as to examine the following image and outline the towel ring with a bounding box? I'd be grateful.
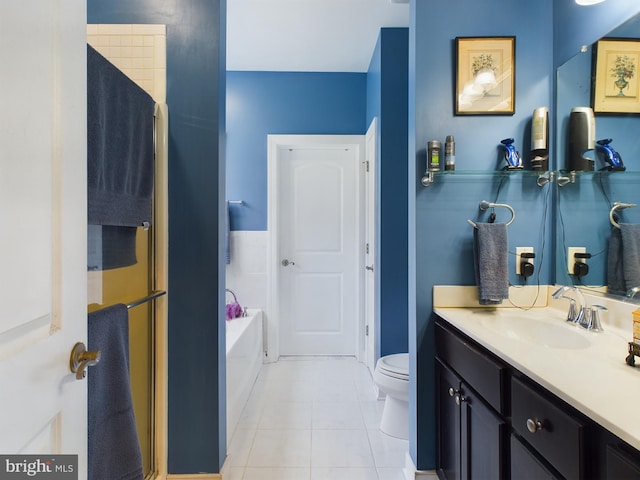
[610,201,637,228]
[468,200,516,229]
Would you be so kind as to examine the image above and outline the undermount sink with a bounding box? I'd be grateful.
[470,310,592,350]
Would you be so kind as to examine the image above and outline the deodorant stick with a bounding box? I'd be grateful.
[444,135,455,171]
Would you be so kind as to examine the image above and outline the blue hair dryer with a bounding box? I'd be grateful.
[499,138,523,169]
[595,138,625,171]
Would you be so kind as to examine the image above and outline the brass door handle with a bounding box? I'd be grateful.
[69,342,101,380]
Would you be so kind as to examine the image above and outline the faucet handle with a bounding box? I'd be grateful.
[556,295,579,323]
[582,304,607,332]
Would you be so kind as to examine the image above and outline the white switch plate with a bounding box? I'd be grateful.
[568,247,587,274]
[516,247,534,275]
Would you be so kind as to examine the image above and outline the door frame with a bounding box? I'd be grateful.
[364,118,378,374]
[266,135,366,362]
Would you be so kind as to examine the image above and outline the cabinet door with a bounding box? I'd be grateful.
[606,445,640,479]
[461,383,507,480]
[511,434,560,480]
[437,360,461,480]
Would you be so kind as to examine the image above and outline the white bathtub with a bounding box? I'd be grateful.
[226,308,263,446]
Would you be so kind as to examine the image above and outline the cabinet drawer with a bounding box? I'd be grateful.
[435,320,507,415]
[511,376,586,480]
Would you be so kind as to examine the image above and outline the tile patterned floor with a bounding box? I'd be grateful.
[222,356,432,480]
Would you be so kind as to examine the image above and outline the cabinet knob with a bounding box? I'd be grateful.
[448,387,458,397]
[455,394,466,406]
[526,418,544,433]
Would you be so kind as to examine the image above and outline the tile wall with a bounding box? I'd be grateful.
[87,24,166,103]
[226,231,269,313]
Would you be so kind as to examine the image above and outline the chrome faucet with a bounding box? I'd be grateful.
[552,286,585,325]
[581,304,607,332]
[627,286,640,299]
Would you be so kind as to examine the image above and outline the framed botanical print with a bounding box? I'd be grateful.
[592,38,640,114]
[455,36,515,115]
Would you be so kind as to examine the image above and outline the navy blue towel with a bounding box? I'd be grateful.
[87,45,155,228]
[87,45,155,271]
[473,223,509,305]
[88,304,143,480]
[608,227,625,296]
[608,224,640,296]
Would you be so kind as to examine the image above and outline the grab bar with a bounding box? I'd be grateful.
[468,200,516,228]
[610,201,637,228]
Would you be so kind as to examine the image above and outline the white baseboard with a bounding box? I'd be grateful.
[403,452,439,479]
[166,474,221,480]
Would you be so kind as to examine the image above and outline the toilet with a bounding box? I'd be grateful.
[373,353,409,440]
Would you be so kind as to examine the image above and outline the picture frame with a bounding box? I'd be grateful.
[592,38,640,114]
[455,36,515,115]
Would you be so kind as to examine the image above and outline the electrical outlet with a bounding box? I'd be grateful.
[516,247,534,275]
[567,247,587,274]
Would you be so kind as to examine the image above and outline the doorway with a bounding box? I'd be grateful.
[267,135,366,359]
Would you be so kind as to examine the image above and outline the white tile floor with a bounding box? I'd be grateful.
[222,356,428,480]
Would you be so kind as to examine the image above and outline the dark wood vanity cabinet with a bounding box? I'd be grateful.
[436,360,507,480]
[435,316,640,480]
[435,321,508,480]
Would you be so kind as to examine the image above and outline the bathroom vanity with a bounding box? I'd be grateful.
[434,302,640,480]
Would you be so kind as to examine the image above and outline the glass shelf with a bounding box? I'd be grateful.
[420,169,640,187]
[420,169,553,187]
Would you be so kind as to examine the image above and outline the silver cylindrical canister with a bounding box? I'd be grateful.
[444,135,455,171]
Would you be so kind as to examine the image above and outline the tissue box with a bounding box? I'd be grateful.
[634,309,640,345]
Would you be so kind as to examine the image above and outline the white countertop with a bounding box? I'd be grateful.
[434,303,640,451]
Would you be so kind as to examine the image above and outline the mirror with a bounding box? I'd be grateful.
[556,12,640,300]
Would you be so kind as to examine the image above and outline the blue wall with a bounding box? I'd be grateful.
[410,0,554,469]
[226,71,366,231]
[366,28,410,357]
[553,0,640,67]
[88,0,227,473]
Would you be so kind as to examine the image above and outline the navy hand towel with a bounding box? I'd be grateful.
[607,227,625,296]
[473,223,509,305]
[621,224,640,293]
[88,304,143,480]
[608,224,640,296]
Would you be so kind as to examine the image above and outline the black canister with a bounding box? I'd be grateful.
[568,107,595,171]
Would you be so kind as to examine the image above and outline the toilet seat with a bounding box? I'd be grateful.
[377,353,409,380]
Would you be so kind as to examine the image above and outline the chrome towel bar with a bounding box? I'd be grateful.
[468,200,516,228]
[610,201,637,229]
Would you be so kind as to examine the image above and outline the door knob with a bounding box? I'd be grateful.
[69,342,101,380]
[365,265,374,271]
[281,259,295,267]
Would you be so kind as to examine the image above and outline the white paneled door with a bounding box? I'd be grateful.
[272,136,364,356]
[0,0,88,473]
